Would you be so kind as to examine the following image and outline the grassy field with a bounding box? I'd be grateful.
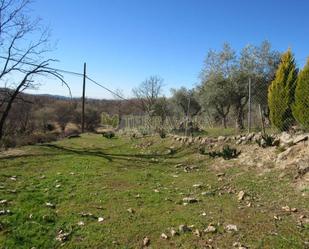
[0,134,308,249]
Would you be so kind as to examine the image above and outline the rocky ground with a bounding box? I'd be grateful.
[0,133,308,248]
[171,131,309,194]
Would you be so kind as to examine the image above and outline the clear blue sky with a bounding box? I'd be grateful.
[28,0,309,99]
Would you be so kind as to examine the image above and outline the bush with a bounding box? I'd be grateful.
[102,131,115,139]
[293,59,309,129]
[268,49,298,131]
[1,132,59,149]
[208,145,240,160]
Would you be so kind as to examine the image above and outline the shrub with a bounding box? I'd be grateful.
[1,132,59,149]
[102,131,115,139]
[268,49,298,131]
[207,145,240,160]
[293,58,309,129]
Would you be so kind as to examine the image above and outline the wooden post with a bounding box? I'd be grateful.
[81,63,86,133]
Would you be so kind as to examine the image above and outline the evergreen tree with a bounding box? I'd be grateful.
[268,49,298,131]
[293,58,309,129]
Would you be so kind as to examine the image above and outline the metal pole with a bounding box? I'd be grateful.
[248,77,252,133]
[82,63,86,133]
[259,104,266,135]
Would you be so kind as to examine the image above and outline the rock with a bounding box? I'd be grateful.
[225,224,238,232]
[55,230,70,242]
[201,191,215,196]
[276,147,293,162]
[0,200,8,205]
[182,197,198,204]
[218,136,226,142]
[160,233,168,240]
[77,221,85,226]
[80,212,96,219]
[193,184,203,188]
[246,133,255,141]
[279,132,293,145]
[237,191,246,201]
[193,229,201,237]
[0,209,11,215]
[293,134,308,144]
[178,224,191,233]
[98,217,104,222]
[170,229,179,237]
[253,133,262,142]
[233,242,248,249]
[204,225,217,233]
[216,172,225,177]
[282,206,297,212]
[127,208,135,214]
[45,202,55,208]
[175,163,183,168]
[143,237,150,246]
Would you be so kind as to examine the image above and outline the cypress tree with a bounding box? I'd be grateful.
[268,49,298,131]
[293,58,309,129]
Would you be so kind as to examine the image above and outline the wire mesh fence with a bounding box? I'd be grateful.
[117,78,307,137]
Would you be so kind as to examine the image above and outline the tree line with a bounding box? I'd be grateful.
[133,43,309,133]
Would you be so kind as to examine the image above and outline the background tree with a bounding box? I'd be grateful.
[53,101,75,132]
[198,73,231,128]
[154,96,171,126]
[199,43,237,128]
[132,75,163,117]
[0,0,69,141]
[34,107,56,132]
[268,49,298,131]
[293,58,309,129]
[170,87,201,118]
[199,41,280,130]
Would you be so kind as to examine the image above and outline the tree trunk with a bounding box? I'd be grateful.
[235,105,244,130]
[222,117,227,128]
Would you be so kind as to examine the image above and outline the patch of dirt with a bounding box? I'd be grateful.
[0,148,27,158]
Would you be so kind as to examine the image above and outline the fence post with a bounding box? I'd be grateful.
[248,77,252,133]
[81,62,86,133]
[259,104,266,135]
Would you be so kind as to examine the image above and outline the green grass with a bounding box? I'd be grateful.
[0,134,308,248]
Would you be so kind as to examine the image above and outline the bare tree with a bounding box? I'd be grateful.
[0,0,70,141]
[132,76,163,117]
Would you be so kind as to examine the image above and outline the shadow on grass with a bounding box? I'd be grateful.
[0,143,190,164]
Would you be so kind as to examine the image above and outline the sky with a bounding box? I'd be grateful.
[24,0,309,99]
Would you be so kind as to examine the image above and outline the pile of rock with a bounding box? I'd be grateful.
[172,132,309,149]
